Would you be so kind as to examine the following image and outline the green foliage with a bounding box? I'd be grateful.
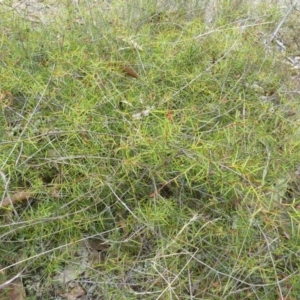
[1,1,300,299]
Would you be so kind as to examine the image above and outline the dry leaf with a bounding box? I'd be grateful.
[63,284,86,300]
[8,279,26,300]
[0,90,14,108]
[1,191,32,208]
[132,106,154,120]
[121,65,138,78]
[86,239,110,251]
[165,110,173,120]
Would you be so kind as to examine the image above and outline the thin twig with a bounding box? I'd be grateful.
[0,269,24,290]
[259,225,284,299]
[0,170,19,215]
[269,1,297,44]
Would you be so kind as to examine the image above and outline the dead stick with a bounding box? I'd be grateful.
[269,1,297,43]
